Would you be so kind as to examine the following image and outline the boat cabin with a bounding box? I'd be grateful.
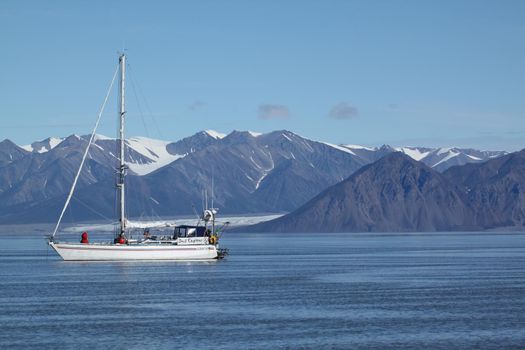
[173,225,209,239]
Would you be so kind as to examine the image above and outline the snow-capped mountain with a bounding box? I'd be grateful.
[21,137,64,153]
[341,145,507,172]
[87,135,186,176]
[404,147,505,172]
[23,134,187,176]
[0,130,511,223]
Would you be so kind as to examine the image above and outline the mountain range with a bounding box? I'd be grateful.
[245,150,525,232]
[0,130,512,227]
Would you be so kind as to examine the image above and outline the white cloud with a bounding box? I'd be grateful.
[328,102,358,120]
[258,104,290,120]
[188,101,206,111]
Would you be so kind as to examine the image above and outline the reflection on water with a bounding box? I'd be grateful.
[1,232,525,349]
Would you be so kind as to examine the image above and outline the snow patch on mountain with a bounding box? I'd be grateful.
[282,133,293,142]
[433,150,460,167]
[437,147,453,155]
[321,142,356,155]
[395,147,430,161]
[204,130,226,139]
[93,134,113,141]
[21,137,64,153]
[343,144,376,151]
[126,137,185,175]
[42,138,62,151]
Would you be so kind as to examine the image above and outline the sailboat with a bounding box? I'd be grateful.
[48,53,227,261]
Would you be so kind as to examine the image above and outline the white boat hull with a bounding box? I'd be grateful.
[49,242,219,261]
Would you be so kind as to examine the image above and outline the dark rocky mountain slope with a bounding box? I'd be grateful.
[245,153,481,233]
[246,149,525,233]
[0,139,29,166]
[444,149,525,228]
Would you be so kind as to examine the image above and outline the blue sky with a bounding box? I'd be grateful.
[1,0,524,150]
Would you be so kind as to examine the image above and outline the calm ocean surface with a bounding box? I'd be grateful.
[1,231,525,349]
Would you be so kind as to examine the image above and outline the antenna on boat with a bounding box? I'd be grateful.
[211,169,214,210]
[191,203,201,226]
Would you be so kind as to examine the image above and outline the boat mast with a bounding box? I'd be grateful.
[118,53,126,235]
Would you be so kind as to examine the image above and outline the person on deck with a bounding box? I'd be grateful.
[114,234,127,244]
[118,235,127,244]
[80,232,89,244]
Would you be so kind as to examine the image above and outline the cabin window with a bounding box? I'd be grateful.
[176,228,187,237]
[195,227,205,237]
[175,226,206,238]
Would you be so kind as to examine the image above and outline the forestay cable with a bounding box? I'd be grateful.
[51,64,119,238]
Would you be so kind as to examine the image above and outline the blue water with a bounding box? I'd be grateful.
[1,232,525,349]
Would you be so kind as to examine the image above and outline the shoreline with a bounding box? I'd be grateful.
[0,213,284,235]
